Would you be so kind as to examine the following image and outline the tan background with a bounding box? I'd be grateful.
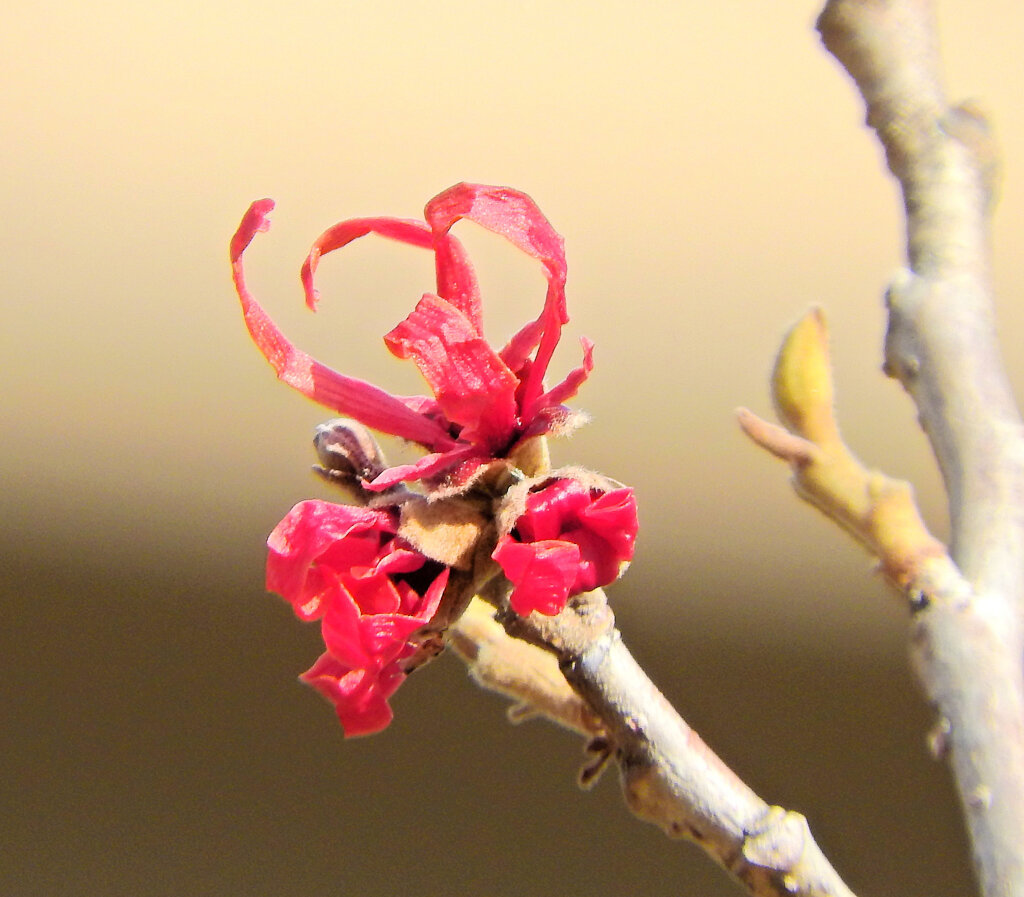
[3,1,1023,894]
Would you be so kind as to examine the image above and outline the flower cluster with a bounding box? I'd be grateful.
[266,500,448,736]
[231,183,593,494]
[231,183,638,736]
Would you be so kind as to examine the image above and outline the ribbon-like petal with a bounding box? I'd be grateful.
[425,184,569,418]
[300,216,483,331]
[231,201,457,450]
[232,184,596,494]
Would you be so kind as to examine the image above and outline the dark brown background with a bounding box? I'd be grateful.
[3,1,1023,894]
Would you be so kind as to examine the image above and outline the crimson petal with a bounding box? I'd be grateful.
[364,443,483,492]
[535,337,595,411]
[385,294,518,451]
[300,652,403,737]
[230,201,457,450]
[266,499,394,620]
[425,184,569,418]
[492,537,580,617]
[300,216,482,330]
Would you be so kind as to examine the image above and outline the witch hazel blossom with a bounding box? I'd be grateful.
[492,479,639,616]
[266,500,448,736]
[231,183,639,736]
[230,183,594,494]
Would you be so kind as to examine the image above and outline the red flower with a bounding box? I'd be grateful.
[266,500,448,736]
[230,183,593,493]
[491,480,639,616]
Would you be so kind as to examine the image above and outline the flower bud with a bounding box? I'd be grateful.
[313,419,388,492]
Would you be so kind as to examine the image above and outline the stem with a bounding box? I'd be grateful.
[818,3,1024,894]
[484,590,859,897]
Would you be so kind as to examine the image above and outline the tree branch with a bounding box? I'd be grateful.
[453,589,858,897]
[739,3,1024,895]
[440,6,1024,896]
[448,598,602,736]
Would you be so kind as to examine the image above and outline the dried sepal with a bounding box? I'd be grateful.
[397,495,491,570]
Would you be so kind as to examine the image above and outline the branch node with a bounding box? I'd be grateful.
[927,715,952,760]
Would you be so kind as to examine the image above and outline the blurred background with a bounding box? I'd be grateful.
[3,1,1023,894]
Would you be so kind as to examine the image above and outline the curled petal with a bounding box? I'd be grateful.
[345,550,447,616]
[299,217,482,330]
[495,480,639,616]
[515,479,591,542]
[357,612,433,658]
[580,488,640,563]
[305,566,448,737]
[373,545,431,579]
[498,318,545,375]
[316,581,368,669]
[414,564,449,621]
[230,201,457,450]
[230,198,275,260]
[364,443,483,492]
[432,232,483,332]
[301,217,433,310]
[426,184,566,281]
[320,605,423,667]
[300,652,406,738]
[266,500,394,620]
[341,565,404,616]
[425,184,569,416]
[536,338,595,410]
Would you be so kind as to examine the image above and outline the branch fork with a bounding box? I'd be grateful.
[455,2,1024,892]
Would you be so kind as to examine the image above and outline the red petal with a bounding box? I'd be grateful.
[535,337,595,410]
[266,500,394,620]
[501,482,639,599]
[357,612,430,658]
[516,479,591,542]
[301,217,431,310]
[373,546,429,578]
[318,586,371,668]
[230,201,456,450]
[300,216,482,331]
[425,184,569,419]
[300,652,403,737]
[433,231,483,333]
[426,184,566,279]
[385,294,518,450]
[342,566,403,615]
[580,488,639,562]
[364,443,482,492]
[416,565,449,620]
[499,319,545,375]
[491,537,580,616]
